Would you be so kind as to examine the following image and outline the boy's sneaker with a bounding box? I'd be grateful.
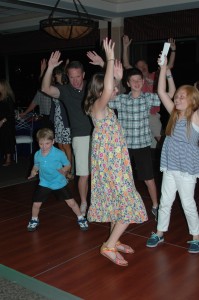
[188,240,199,254]
[78,218,89,231]
[151,207,158,221]
[146,232,164,247]
[27,219,39,232]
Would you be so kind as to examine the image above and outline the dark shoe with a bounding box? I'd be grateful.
[146,232,164,247]
[27,219,39,232]
[151,207,158,221]
[188,240,199,253]
[78,217,89,231]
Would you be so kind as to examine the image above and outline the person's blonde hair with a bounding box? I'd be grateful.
[166,85,199,136]
[0,79,15,102]
[36,128,54,141]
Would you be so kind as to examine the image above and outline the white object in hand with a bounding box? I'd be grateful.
[159,42,170,65]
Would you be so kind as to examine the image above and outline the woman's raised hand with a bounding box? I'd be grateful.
[103,37,115,61]
[122,35,132,48]
[87,51,104,67]
[40,59,47,74]
[114,59,123,82]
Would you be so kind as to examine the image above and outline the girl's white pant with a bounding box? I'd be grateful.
[157,170,199,236]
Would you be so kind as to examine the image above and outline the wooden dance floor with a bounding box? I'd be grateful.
[1,166,199,299]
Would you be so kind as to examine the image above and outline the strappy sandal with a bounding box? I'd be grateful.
[100,243,128,267]
[116,241,134,254]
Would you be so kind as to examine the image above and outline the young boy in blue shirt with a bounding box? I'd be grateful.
[27,128,88,231]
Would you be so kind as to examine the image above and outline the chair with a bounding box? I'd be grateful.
[15,113,34,163]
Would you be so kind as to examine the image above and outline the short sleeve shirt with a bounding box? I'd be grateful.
[57,83,93,138]
[34,146,69,190]
[109,92,160,149]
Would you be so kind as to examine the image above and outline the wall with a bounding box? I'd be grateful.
[124,8,199,42]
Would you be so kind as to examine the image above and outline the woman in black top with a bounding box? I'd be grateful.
[0,79,16,166]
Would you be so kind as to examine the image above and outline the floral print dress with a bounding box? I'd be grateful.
[87,107,148,224]
[53,99,71,144]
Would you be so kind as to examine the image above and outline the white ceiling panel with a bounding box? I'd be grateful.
[0,0,199,34]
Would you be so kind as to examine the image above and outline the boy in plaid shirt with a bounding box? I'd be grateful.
[109,68,160,220]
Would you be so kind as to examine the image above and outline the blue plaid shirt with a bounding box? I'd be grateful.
[109,92,160,149]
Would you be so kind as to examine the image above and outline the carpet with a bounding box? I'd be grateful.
[0,264,82,300]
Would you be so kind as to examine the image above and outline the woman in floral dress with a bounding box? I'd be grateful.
[84,38,147,267]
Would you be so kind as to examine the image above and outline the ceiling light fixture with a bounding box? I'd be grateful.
[40,0,98,40]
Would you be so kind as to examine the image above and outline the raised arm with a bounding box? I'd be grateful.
[167,38,176,69]
[166,68,176,99]
[93,38,115,113]
[40,59,47,79]
[113,59,123,88]
[122,35,133,70]
[157,55,175,114]
[87,51,105,68]
[41,51,63,99]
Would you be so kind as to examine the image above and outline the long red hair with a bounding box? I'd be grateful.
[166,85,199,136]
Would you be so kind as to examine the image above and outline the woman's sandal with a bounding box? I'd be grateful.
[116,241,134,254]
[100,243,128,267]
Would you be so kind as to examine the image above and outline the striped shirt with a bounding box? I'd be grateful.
[161,119,199,176]
[109,92,160,149]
